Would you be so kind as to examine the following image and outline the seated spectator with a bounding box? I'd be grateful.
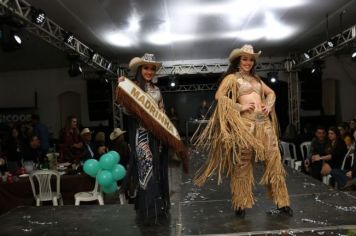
[109,128,130,169]
[330,149,356,189]
[23,135,46,164]
[319,127,348,177]
[304,126,329,181]
[338,122,353,148]
[349,118,356,142]
[4,127,24,166]
[94,131,108,158]
[60,116,84,163]
[31,114,50,153]
[80,128,96,161]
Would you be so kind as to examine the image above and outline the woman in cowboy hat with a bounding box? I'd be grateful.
[194,44,292,217]
[117,53,170,222]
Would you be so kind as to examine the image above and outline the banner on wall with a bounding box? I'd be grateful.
[0,109,36,123]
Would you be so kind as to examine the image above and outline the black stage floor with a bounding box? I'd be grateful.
[1,149,356,236]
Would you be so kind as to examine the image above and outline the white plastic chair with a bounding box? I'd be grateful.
[341,143,355,170]
[280,141,297,169]
[74,179,104,206]
[29,170,63,206]
[300,141,312,161]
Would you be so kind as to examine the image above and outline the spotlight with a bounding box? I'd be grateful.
[168,76,178,88]
[31,7,46,25]
[303,52,311,59]
[352,51,356,59]
[0,25,22,51]
[68,61,82,77]
[13,34,22,44]
[311,68,316,74]
[267,72,278,83]
[89,50,97,61]
[327,40,334,48]
[270,77,277,83]
[63,31,74,44]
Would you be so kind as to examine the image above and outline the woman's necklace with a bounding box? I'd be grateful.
[239,71,254,82]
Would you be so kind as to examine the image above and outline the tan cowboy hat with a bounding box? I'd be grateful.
[228,44,262,62]
[110,128,126,140]
[80,128,92,136]
[129,53,162,72]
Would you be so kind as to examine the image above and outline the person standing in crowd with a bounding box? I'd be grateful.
[31,114,50,153]
[194,44,292,218]
[197,99,210,120]
[338,122,353,149]
[60,116,84,163]
[117,53,170,222]
[4,127,25,169]
[109,128,130,169]
[304,126,329,180]
[80,128,96,161]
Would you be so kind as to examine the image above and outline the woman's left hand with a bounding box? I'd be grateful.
[261,105,271,115]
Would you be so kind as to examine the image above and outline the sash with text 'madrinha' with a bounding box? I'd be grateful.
[116,78,188,172]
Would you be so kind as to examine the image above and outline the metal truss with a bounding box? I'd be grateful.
[160,83,218,93]
[156,61,285,76]
[0,0,118,74]
[288,72,300,132]
[294,24,356,67]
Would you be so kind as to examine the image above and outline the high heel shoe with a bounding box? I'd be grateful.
[235,208,246,218]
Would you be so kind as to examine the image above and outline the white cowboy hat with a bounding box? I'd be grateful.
[110,128,126,140]
[80,128,92,136]
[129,53,162,72]
[228,44,262,62]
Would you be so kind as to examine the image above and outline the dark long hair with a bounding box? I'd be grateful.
[218,56,257,84]
[135,66,154,92]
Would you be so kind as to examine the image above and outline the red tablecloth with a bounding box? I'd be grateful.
[0,173,94,215]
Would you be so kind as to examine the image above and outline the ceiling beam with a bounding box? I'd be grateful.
[0,0,118,75]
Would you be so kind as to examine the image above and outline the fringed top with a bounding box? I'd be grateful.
[193,73,276,185]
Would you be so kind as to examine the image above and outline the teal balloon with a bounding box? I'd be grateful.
[111,164,126,181]
[107,151,120,163]
[102,182,117,194]
[97,170,114,187]
[83,159,100,177]
[99,153,116,170]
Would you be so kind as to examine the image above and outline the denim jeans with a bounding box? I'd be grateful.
[330,169,349,188]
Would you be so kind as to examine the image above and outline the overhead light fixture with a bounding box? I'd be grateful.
[351,50,356,59]
[303,52,311,59]
[311,68,316,74]
[13,34,22,44]
[63,31,74,44]
[168,76,178,88]
[31,7,46,25]
[68,62,82,77]
[0,25,22,52]
[267,72,278,83]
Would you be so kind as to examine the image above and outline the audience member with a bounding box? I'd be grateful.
[31,114,50,153]
[304,126,329,181]
[60,116,84,163]
[197,99,210,119]
[23,135,46,164]
[319,127,348,177]
[330,150,356,189]
[80,128,96,161]
[338,122,353,148]
[109,128,130,168]
[168,106,179,128]
[4,127,25,167]
[94,131,107,157]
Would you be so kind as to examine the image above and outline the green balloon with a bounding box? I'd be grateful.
[111,164,126,181]
[102,182,117,194]
[97,170,114,187]
[99,153,116,170]
[83,159,100,177]
[107,151,120,163]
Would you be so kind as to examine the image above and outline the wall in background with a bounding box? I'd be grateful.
[0,68,108,138]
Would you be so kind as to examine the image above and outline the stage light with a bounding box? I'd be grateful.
[13,34,21,44]
[303,52,311,59]
[168,76,178,88]
[311,68,316,74]
[68,61,82,77]
[267,72,278,83]
[270,77,277,83]
[31,8,46,25]
[63,31,74,44]
[352,51,356,58]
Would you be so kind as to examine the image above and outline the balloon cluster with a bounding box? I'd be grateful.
[83,151,126,194]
